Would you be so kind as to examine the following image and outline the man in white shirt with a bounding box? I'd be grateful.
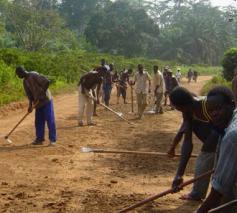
[133,64,151,119]
[153,65,165,114]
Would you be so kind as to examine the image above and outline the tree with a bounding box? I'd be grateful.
[59,0,110,34]
[6,1,79,51]
[85,1,159,57]
[222,48,237,81]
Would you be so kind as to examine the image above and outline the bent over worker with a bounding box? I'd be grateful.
[78,67,107,126]
[15,66,56,145]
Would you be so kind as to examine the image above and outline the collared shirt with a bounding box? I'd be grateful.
[134,71,151,94]
[23,71,51,108]
[152,70,165,93]
[212,109,237,196]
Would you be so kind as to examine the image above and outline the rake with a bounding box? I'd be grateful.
[80,147,198,158]
[88,95,133,125]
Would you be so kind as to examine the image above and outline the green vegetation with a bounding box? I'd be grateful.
[222,48,237,81]
[0,0,236,105]
[200,76,231,95]
[0,48,220,106]
[0,0,236,64]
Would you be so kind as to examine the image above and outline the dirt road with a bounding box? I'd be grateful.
[0,76,211,213]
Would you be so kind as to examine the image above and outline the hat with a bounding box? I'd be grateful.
[167,69,172,73]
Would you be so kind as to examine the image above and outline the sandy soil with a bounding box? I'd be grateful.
[0,76,211,213]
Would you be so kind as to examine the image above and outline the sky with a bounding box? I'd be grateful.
[210,0,236,7]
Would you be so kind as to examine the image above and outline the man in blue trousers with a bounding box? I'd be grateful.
[16,66,56,145]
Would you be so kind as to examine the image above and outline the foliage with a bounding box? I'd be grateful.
[200,75,231,95]
[0,48,220,106]
[85,1,159,57]
[5,1,79,51]
[59,0,110,34]
[222,47,237,81]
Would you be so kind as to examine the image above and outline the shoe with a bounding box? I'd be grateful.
[32,139,44,145]
[78,121,83,126]
[50,141,56,146]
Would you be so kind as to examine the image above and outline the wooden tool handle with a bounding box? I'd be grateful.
[209,199,237,213]
[93,149,198,158]
[5,112,30,139]
[117,170,214,213]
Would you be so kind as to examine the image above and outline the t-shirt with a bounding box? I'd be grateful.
[23,71,51,108]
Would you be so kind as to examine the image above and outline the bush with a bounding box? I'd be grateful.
[200,75,231,95]
[222,48,237,81]
[0,48,221,106]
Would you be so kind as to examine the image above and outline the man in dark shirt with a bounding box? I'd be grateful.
[168,87,219,201]
[102,64,113,106]
[196,86,237,213]
[15,66,56,145]
[164,69,179,107]
[78,66,107,126]
[117,69,133,104]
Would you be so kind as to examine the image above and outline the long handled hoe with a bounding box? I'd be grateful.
[209,199,237,213]
[118,170,214,213]
[89,95,133,125]
[4,112,30,144]
[80,147,198,158]
[4,102,38,144]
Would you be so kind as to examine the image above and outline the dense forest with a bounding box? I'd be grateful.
[0,0,236,65]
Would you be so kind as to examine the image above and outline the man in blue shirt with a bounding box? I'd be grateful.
[196,86,237,213]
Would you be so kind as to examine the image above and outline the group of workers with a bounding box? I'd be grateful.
[13,61,237,213]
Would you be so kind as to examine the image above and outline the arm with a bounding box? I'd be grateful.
[147,73,151,93]
[167,124,184,157]
[96,81,102,104]
[172,116,193,188]
[23,81,34,113]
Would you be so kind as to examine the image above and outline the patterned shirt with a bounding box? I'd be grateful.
[212,109,237,196]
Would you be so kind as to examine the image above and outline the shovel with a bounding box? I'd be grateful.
[80,147,198,158]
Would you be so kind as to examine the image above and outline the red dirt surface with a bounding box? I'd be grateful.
[0,76,211,212]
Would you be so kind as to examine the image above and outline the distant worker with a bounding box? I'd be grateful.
[15,66,56,145]
[133,64,151,119]
[152,65,165,114]
[193,70,198,82]
[78,67,107,126]
[117,69,133,104]
[102,64,113,106]
[164,69,179,107]
[187,68,193,83]
[175,68,182,83]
